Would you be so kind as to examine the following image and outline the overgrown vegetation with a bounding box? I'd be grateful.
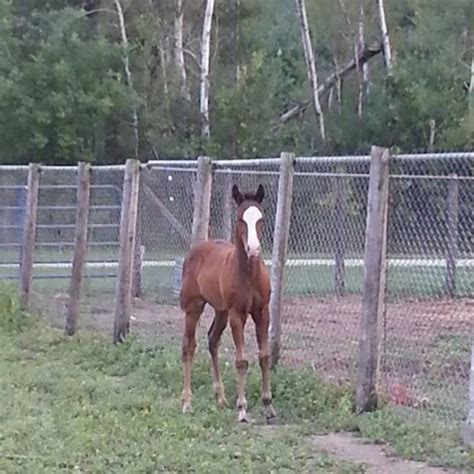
[0,284,33,332]
[0,289,472,472]
[0,0,472,163]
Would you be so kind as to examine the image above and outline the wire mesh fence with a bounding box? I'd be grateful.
[0,165,125,330]
[0,151,472,430]
[381,172,473,423]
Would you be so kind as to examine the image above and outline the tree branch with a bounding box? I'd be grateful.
[277,42,382,126]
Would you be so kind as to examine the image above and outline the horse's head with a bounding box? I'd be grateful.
[231,184,265,258]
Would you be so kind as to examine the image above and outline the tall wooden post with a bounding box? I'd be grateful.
[355,146,391,414]
[19,163,40,311]
[446,175,459,298]
[222,170,233,241]
[269,152,295,366]
[463,342,474,448]
[65,162,91,336]
[113,159,141,343]
[191,156,212,246]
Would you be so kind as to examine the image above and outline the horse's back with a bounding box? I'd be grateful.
[183,240,233,269]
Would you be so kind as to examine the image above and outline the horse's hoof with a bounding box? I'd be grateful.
[217,397,228,409]
[265,414,276,425]
[264,405,276,424]
[238,411,249,423]
[182,402,192,414]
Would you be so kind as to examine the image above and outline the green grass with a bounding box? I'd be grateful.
[0,286,472,472]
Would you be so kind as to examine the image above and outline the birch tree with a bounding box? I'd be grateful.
[174,0,190,101]
[200,0,215,141]
[376,0,393,76]
[358,1,369,114]
[114,0,139,157]
[469,54,474,117]
[295,0,326,142]
[336,0,366,117]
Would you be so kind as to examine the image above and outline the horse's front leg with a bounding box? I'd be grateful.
[252,306,276,423]
[181,302,204,414]
[229,309,249,422]
[208,310,229,408]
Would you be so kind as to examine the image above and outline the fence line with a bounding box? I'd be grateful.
[0,149,473,442]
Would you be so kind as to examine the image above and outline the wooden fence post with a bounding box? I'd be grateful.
[222,170,233,241]
[65,162,91,336]
[269,152,295,367]
[355,145,390,414]
[19,163,40,311]
[191,156,212,246]
[446,175,459,298]
[334,172,346,297]
[113,159,141,343]
[463,341,474,448]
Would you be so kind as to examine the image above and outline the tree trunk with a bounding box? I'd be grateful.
[295,0,326,142]
[114,0,139,158]
[334,56,343,114]
[357,1,369,115]
[428,119,436,152]
[376,0,393,76]
[160,35,171,113]
[469,55,474,117]
[200,0,215,141]
[234,0,241,84]
[174,0,191,101]
[232,0,240,157]
[358,0,369,100]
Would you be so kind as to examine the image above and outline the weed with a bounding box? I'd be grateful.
[0,283,33,332]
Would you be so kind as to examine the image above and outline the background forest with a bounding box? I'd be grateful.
[0,0,473,164]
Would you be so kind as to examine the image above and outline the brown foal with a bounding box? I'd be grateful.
[179,183,276,423]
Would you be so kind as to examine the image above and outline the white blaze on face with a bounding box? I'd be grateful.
[242,206,262,256]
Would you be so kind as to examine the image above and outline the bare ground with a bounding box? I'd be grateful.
[40,292,472,411]
[312,432,463,474]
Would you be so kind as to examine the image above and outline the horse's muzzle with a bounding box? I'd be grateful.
[246,244,261,258]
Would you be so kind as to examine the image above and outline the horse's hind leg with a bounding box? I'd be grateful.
[252,306,276,423]
[181,299,205,414]
[229,310,249,422]
[208,310,228,408]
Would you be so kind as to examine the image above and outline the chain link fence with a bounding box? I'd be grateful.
[0,165,124,330]
[0,152,472,429]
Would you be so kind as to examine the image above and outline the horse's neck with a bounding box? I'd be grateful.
[233,239,260,282]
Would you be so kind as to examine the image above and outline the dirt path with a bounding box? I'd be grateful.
[313,432,462,474]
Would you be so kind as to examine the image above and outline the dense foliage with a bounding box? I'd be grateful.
[0,0,472,164]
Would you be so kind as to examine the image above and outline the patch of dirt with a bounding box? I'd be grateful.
[40,292,471,411]
[312,432,462,474]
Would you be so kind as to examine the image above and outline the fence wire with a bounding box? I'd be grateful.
[382,174,472,423]
[0,152,472,429]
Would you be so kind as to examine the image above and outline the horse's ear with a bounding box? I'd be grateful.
[255,184,265,203]
[232,184,244,205]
